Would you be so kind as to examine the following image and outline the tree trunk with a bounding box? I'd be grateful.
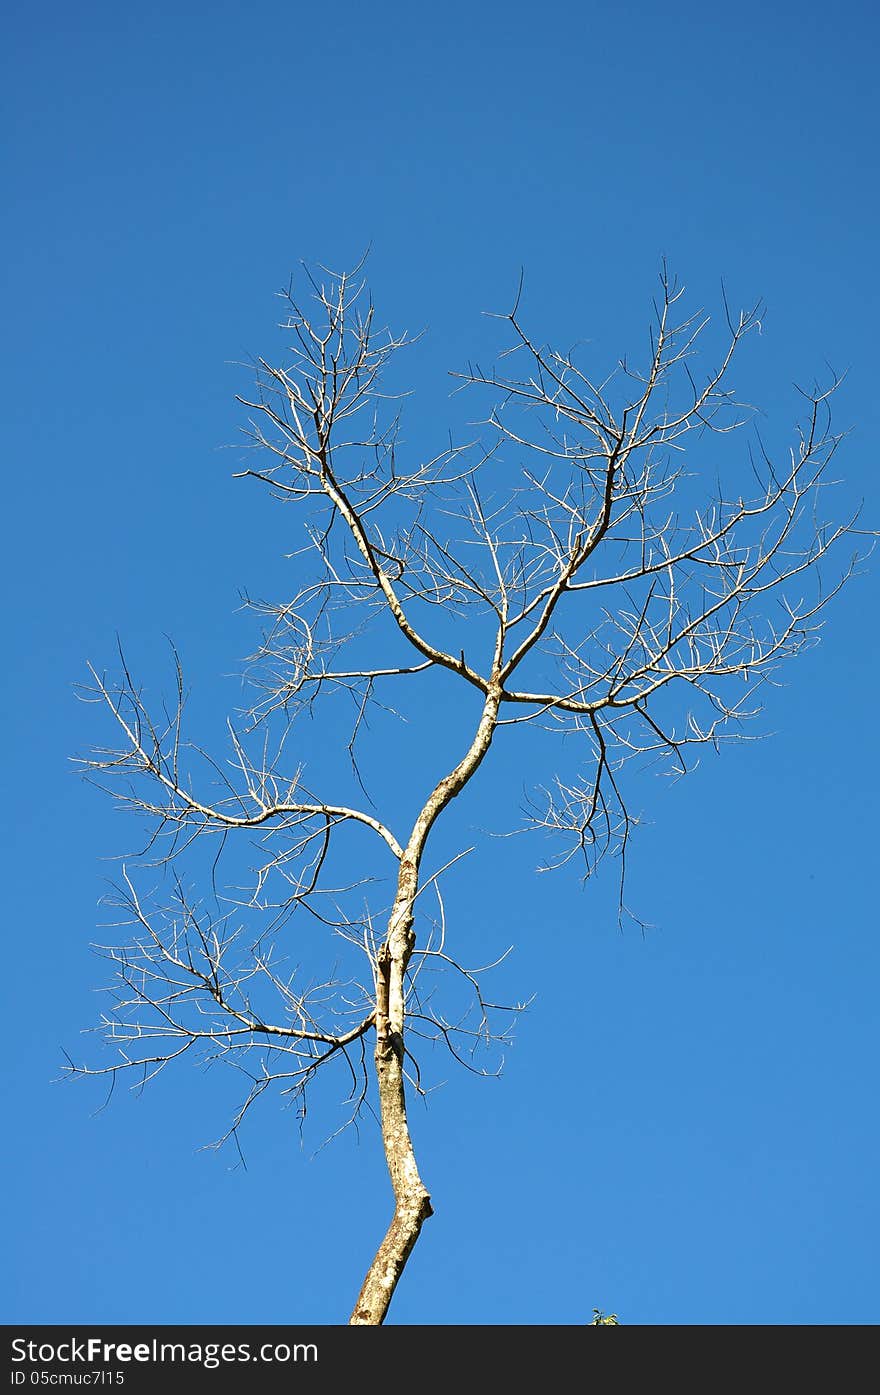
[349,907,432,1324]
[350,685,501,1323]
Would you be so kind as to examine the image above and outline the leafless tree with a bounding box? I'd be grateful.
[70,260,865,1324]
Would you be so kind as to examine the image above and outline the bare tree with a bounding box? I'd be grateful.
[70,260,865,1325]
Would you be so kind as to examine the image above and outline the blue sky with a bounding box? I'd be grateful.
[3,0,878,1326]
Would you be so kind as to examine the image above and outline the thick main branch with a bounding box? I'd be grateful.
[351,678,503,1323]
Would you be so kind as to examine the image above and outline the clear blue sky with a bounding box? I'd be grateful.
[3,0,878,1326]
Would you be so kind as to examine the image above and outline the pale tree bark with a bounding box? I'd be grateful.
[352,682,502,1322]
[70,260,867,1324]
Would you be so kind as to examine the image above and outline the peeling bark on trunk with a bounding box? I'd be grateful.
[350,685,502,1325]
[349,952,433,1324]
